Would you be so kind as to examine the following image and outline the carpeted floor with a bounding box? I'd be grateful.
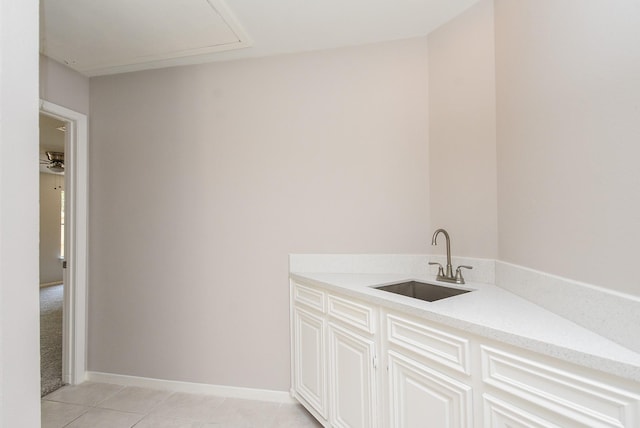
[40,284,64,397]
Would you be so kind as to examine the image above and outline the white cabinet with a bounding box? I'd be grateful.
[291,281,378,427]
[290,278,640,428]
[384,312,473,428]
[388,350,472,428]
[482,394,562,428]
[292,306,327,419]
[326,292,379,427]
[480,345,640,428]
[328,322,378,428]
[385,313,471,375]
[291,282,328,421]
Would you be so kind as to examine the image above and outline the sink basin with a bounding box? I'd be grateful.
[373,281,471,302]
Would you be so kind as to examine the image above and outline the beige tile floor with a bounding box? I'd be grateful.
[42,382,323,428]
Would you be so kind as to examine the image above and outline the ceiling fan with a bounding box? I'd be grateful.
[40,151,65,173]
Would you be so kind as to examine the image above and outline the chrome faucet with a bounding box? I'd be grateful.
[429,228,472,284]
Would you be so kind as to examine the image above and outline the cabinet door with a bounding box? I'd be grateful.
[483,394,561,428]
[388,350,473,428]
[481,345,640,428]
[293,307,327,418]
[328,322,378,428]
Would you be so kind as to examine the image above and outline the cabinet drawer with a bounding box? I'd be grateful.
[327,294,375,334]
[293,282,325,313]
[386,313,470,375]
[481,345,640,428]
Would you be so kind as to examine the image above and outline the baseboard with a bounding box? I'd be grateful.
[40,281,63,288]
[85,371,295,404]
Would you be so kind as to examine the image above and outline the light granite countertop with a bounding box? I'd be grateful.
[290,271,640,382]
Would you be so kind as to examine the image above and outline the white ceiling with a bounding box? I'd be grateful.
[40,0,480,77]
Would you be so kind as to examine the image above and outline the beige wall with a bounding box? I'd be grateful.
[89,38,430,390]
[428,0,497,259]
[82,0,640,394]
[40,55,90,115]
[40,173,64,285]
[495,0,640,295]
[0,0,41,424]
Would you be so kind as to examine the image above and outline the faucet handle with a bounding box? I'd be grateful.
[454,265,473,284]
[428,262,445,277]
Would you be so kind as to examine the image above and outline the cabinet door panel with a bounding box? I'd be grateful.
[388,350,472,428]
[328,322,377,428]
[481,346,640,428]
[483,394,561,428]
[293,307,327,418]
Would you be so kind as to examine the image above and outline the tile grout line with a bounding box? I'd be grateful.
[60,405,89,428]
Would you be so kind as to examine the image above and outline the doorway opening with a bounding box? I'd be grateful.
[39,113,66,395]
[40,100,88,391]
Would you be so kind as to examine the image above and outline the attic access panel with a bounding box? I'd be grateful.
[41,0,251,76]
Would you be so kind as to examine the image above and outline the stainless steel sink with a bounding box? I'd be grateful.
[373,281,471,302]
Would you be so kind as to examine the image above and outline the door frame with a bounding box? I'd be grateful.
[40,100,88,385]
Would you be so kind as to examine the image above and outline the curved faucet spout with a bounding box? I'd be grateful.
[431,228,453,278]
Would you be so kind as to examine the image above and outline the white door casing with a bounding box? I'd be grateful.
[40,100,88,385]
